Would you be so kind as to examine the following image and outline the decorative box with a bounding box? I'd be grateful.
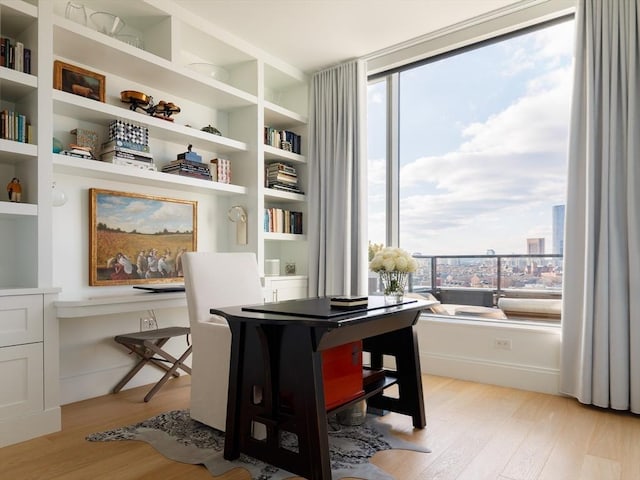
[108,120,149,147]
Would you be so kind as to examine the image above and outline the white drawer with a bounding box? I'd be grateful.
[0,343,44,421]
[0,295,43,347]
[264,276,308,302]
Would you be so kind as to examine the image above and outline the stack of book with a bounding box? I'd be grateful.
[100,140,155,171]
[266,162,303,194]
[162,158,212,180]
[264,208,303,234]
[0,109,31,143]
[330,296,369,310]
[264,127,302,154]
[61,144,93,159]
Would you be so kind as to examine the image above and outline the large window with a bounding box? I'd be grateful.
[368,17,575,320]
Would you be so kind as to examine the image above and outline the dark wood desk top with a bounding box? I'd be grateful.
[211,296,433,328]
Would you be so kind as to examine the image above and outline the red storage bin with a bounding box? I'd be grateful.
[322,341,364,410]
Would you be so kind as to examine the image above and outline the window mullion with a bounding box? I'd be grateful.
[386,72,400,247]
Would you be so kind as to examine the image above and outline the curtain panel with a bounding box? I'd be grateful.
[561,0,640,412]
[307,60,368,297]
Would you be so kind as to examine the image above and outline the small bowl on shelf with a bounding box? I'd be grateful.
[188,62,230,82]
[90,11,125,37]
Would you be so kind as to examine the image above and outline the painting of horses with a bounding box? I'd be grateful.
[89,188,197,286]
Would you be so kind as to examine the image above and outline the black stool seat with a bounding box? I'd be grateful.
[113,326,192,402]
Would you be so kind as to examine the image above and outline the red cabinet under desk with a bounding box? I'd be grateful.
[321,340,364,410]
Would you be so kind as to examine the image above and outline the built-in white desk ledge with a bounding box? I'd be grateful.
[55,290,187,318]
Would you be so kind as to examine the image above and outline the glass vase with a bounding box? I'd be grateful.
[379,271,408,305]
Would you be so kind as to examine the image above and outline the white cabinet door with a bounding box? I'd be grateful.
[0,343,44,421]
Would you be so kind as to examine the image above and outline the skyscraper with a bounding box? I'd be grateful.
[527,238,545,254]
[553,205,565,255]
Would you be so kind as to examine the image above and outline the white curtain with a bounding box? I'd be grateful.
[561,0,640,412]
[307,60,368,297]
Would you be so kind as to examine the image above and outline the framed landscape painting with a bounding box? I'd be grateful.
[89,188,197,286]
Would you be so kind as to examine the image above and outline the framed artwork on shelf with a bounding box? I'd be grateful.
[89,188,197,286]
[54,60,106,102]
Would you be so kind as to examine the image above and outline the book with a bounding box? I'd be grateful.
[330,296,369,309]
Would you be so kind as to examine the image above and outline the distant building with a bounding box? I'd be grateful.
[552,205,565,255]
[527,238,545,254]
[486,249,495,255]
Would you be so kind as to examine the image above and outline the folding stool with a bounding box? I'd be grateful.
[113,326,192,402]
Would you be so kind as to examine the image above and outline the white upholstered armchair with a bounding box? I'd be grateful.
[182,252,264,431]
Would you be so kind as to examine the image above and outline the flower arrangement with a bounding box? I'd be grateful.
[369,247,417,302]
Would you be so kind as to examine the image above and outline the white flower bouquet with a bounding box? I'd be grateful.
[369,247,417,302]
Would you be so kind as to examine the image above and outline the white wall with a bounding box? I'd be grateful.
[417,315,562,395]
[58,306,190,404]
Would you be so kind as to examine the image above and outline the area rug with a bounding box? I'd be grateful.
[87,409,430,480]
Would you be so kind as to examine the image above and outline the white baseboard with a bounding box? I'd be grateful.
[0,407,61,448]
[421,351,560,395]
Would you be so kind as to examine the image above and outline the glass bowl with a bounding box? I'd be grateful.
[90,12,125,36]
[188,63,230,82]
[116,34,144,50]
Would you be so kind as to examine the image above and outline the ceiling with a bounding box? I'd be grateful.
[176,0,525,74]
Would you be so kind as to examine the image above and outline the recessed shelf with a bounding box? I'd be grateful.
[53,18,258,110]
[52,89,248,154]
[264,145,306,164]
[0,201,37,217]
[264,102,308,127]
[264,232,306,241]
[0,67,37,100]
[0,139,37,164]
[264,188,305,203]
[53,153,247,196]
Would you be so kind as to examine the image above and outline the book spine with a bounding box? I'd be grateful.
[23,48,31,74]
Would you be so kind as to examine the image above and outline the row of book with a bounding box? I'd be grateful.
[264,208,303,235]
[0,110,32,143]
[0,37,31,74]
[264,127,302,154]
[265,162,303,194]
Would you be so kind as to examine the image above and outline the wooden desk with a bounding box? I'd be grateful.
[211,296,430,480]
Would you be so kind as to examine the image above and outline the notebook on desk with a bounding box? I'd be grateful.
[133,284,186,293]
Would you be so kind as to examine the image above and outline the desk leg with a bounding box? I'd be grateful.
[224,321,245,460]
[364,326,426,429]
[279,325,332,480]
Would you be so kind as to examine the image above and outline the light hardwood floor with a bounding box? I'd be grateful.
[2,374,639,480]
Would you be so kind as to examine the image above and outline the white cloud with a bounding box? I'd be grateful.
[397,62,571,254]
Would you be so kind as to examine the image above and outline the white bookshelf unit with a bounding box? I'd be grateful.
[0,0,310,446]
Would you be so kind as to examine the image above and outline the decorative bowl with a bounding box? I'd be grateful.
[188,62,230,82]
[90,12,125,36]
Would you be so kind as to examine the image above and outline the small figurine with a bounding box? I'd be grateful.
[7,177,22,202]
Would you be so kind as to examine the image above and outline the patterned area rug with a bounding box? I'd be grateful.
[87,409,430,480]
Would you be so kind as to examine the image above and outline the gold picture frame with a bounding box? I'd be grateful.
[89,189,197,286]
[54,60,106,102]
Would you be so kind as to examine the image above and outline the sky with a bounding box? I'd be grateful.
[367,19,575,255]
[97,193,194,234]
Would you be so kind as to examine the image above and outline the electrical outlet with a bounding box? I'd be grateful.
[494,338,512,350]
[140,317,157,331]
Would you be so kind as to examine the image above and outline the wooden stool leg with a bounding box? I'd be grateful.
[143,345,192,402]
[113,345,156,393]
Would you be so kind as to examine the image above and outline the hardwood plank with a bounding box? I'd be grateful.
[3,374,640,480]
